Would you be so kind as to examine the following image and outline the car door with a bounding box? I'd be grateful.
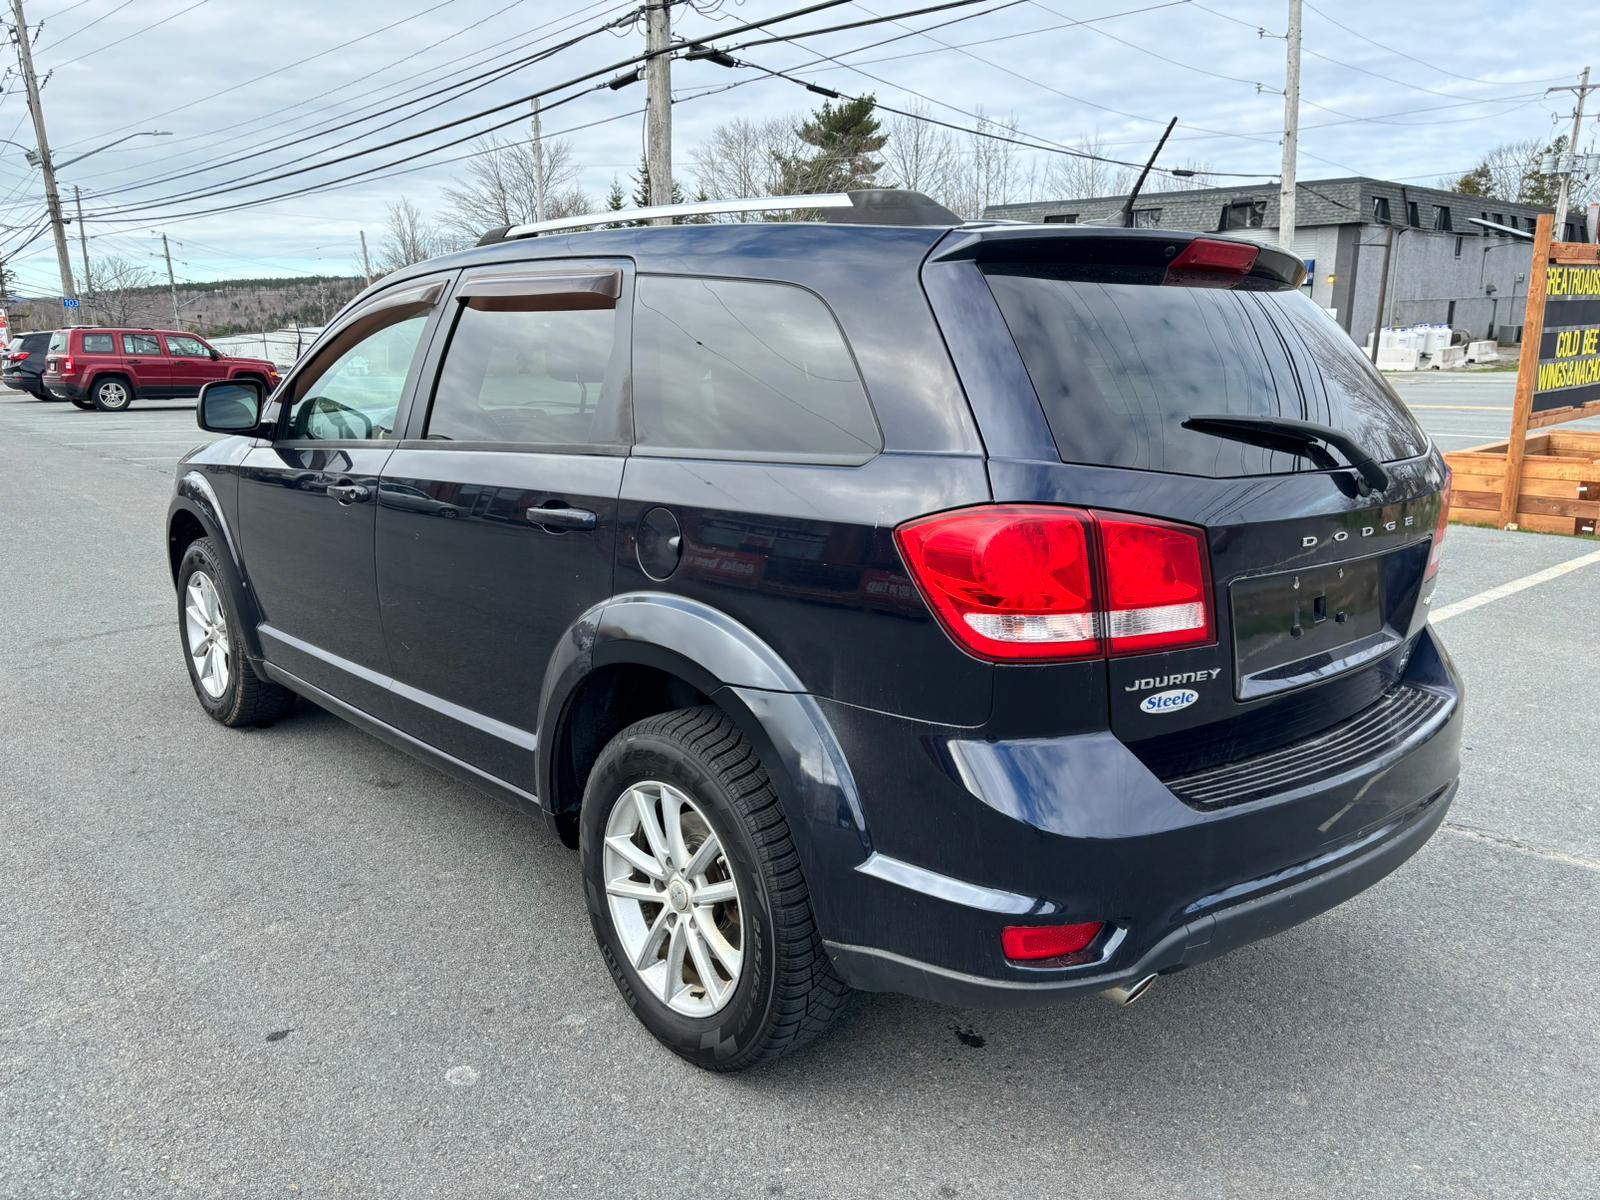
[237,276,452,717]
[163,332,217,396]
[121,332,172,396]
[374,261,631,785]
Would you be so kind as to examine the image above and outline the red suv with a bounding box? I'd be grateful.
[43,327,279,412]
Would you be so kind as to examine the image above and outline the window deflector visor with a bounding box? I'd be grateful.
[456,270,621,312]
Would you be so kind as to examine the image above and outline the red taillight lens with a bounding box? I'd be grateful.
[1426,467,1451,581]
[1002,921,1105,962]
[894,505,1100,661]
[1098,515,1213,655]
[1165,238,1259,288]
[10,350,28,362]
[895,505,1214,662]
[60,356,75,375]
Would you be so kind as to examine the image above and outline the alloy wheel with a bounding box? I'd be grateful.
[184,571,231,699]
[98,382,128,409]
[602,779,744,1017]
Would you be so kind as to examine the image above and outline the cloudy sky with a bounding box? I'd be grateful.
[1,0,1596,295]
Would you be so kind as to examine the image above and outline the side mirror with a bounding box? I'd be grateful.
[197,379,264,434]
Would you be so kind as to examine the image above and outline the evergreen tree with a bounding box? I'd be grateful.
[777,96,886,195]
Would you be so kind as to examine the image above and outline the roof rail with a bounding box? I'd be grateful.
[481,193,853,244]
[477,189,964,244]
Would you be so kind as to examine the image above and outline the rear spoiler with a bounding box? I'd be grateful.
[929,226,1307,290]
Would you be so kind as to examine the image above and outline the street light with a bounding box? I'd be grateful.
[47,130,172,171]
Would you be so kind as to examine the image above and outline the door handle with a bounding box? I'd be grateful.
[528,505,597,532]
[327,482,372,505]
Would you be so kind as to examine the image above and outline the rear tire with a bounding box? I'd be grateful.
[580,706,850,1071]
[91,375,133,412]
[177,537,294,727]
[69,397,94,410]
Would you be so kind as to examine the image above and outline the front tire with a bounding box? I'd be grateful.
[580,706,850,1071]
[91,375,133,412]
[177,537,294,727]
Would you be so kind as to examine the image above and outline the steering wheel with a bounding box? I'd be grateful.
[294,395,372,440]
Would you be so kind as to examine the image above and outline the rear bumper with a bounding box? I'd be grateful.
[810,625,1463,1006]
[2,371,44,394]
[828,780,1453,1007]
[43,376,86,400]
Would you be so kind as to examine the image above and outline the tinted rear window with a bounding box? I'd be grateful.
[632,275,881,464]
[984,269,1428,477]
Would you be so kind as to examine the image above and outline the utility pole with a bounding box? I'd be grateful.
[1368,223,1397,363]
[358,228,373,285]
[9,0,76,299]
[531,96,546,223]
[1277,0,1302,254]
[1553,66,1591,233]
[73,184,90,309]
[159,232,180,330]
[644,0,673,223]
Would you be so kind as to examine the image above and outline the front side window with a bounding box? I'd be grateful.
[82,333,114,354]
[166,334,210,357]
[284,298,434,441]
[427,294,620,446]
[632,275,880,463]
[123,333,162,355]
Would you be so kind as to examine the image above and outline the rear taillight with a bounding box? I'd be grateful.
[59,355,75,375]
[10,350,28,362]
[1426,467,1451,581]
[1098,514,1214,654]
[895,505,1214,663]
[1002,921,1105,962]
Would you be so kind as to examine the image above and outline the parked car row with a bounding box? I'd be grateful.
[2,325,279,410]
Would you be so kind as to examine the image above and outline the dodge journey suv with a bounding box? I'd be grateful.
[165,190,1462,1070]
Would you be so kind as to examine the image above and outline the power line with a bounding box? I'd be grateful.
[53,0,469,149]
[76,0,922,221]
[1301,0,1572,87]
[64,0,622,184]
[48,0,211,70]
[38,0,135,52]
[81,4,641,201]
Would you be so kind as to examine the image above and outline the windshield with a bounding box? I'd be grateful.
[983,268,1429,478]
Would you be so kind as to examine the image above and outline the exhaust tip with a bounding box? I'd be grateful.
[1099,973,1159,1007]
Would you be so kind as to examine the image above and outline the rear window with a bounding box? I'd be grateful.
[632,275,881,464]
[984,269,1428,477]
[48,331,67,354]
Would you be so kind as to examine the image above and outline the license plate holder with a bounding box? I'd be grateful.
[1231,557,1389,699]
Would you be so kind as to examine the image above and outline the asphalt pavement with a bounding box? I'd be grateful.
[1,381,1596,1199]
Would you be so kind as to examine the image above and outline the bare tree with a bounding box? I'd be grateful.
[944,110,1028,219]
[87,255,156,326]
[879,101,957,197]
[1044,133,1137,201]
[375,198,458,273]
[441,135,590,240]
[690,115,801,207]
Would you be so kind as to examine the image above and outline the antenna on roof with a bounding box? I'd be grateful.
[1117,117,1178,229]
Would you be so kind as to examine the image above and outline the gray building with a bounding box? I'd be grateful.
[985,178,1595,351]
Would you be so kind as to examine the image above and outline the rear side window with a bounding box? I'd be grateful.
[983,269,1428,477]
[632,275,880,464]
[81,333,114,354]
[427,294,621,447]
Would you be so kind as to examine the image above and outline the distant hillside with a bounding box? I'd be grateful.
[7,275,368,336]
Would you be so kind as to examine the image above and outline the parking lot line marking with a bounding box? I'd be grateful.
[1443,823,1600,873]
[1432,547,1600,624]
[1406,404,1514,411]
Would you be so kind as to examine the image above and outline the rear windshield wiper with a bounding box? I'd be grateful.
[1181,414,1389,493]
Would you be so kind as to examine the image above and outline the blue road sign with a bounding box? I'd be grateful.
[62,297,81,309]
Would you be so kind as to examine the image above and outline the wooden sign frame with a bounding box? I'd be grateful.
[1496,213,1600,528]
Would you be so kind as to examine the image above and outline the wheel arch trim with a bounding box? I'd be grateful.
[168,475,263,661]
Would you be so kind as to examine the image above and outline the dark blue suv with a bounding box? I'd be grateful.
[166,191,1462,1070]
